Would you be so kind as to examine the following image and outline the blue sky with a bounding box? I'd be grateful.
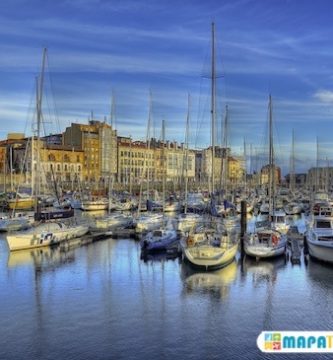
[1,0,333,174]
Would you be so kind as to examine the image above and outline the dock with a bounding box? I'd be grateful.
[287,226,303,264]
[111,228,136,239]
[59,231,113,250]
[289,237,302,264]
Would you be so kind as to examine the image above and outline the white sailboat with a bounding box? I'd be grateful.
[244,95,287,259]
[181,23,238,270]
[6,48,89,251]
[6,221,89,251]
[182,225,238,270]
[80,197,109,211]
[0,212,34,232]
[90,212,133,232]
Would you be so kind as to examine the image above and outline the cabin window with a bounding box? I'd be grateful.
[316,220,332,229]
[318,236,333,241]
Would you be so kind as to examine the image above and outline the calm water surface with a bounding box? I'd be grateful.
[1,216,333,360]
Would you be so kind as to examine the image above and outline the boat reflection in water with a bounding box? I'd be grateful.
[140,248,180,263]
[181,260,237,299]
[242,255,286,285]
[7,242,77,271]
[241,255,287,330]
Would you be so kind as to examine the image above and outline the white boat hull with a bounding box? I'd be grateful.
[184,242,238,270]
[0,217,32,232]
[244,244,285,259]
[6,223,89,251]
[80,200,109,211]
[307,239,333,263]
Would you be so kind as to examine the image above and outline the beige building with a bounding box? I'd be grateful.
[117,137,195,188]
[117,137,155,186]
[196,146,245,189]
[260,164,281,185]
[63,120,117,184]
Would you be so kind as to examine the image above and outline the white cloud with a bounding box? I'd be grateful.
[314,89,333,103]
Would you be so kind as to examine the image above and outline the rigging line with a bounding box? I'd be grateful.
[23,82,38,136]
[45,51,62,134]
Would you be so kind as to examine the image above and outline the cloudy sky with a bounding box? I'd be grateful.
[1,0,333,174]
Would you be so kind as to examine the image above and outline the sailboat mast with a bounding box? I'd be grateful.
[316,136,319,191]
[35,48,47,210]
[220,105,228,194]
[161,119,166,212]
[243,137,247,193]
[290,129,295,193]
[268,94,274,215]
[184,94,190,214]
[146,90,152,200]
[211,22,216,195]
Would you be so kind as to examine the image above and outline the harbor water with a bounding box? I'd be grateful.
[1,215,333,359]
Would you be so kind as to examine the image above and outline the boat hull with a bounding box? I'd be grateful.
[0,218,32,232]
[6,223,89,251]
[307,239,333,263]
[7,198,35,210]
[244,243,286,259]
[184,243,238,270]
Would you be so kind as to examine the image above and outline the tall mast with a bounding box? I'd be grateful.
[138,90,152,214]
[161,119,166,212]
[184,94,191,214]
[220,104,228,194]
[290,129,295,193]
[268,94,274,215]
[316,136,319,192]
[211,22,216,195]
[146,90,152,200]
[243,137,247,193]
[35,48,47,211]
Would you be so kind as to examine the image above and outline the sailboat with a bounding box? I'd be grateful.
[6,48,89,251]
[244,95,287,259]
[135,91,165,236]
[177,95,202,233]
[0,211,34,232]
[7,192,35,210]
[181,23,238,270]
[1,142,36,231]
[140,220,179,253]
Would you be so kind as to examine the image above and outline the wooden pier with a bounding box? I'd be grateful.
[290,238,301,264]
[287,226,303,264]
[111,228,136,239]
[59,231,113,250]
[59,228,137,252]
